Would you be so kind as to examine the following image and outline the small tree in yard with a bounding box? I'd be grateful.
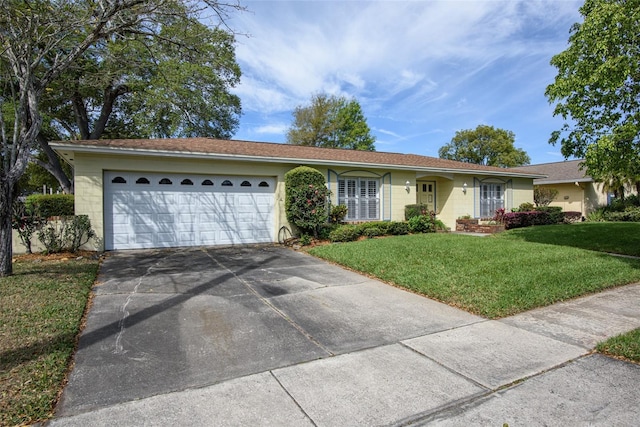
[284,166,330,238]
[534,186,559,207]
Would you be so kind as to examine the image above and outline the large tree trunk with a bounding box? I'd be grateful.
[0,180,14,277]
[36,135,74,194]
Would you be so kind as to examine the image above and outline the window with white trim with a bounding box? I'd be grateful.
[338,178,380,220]
[480,183,504,217]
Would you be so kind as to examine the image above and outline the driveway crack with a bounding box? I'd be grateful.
[203,250,335,357]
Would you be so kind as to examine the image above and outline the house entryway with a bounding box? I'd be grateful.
[417,181,436,212]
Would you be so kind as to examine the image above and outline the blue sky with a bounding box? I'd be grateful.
[228,0,583,165]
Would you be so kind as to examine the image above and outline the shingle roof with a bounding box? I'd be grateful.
[514,160,591,184]
[51,137,544,178]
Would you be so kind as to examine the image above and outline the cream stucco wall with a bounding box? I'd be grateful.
[537,182,610,217]
[67,151,536,251]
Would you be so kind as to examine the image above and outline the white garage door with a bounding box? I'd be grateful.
[104,171,275,250]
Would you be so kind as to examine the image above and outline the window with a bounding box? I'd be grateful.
[221,180,233,186]
[181,179,194,185]
[338,178,379,220]
[258,181,270,187]
[136,177,150,184]
[202,179,214,186]
[159,178,172,185]
[240,180,251,187]
[480,183,504,217]
[111,176,126,184]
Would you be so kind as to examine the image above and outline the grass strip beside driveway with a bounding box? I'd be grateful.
[0,256,99,427]
[308,233,640,319]
[597,328,640,364]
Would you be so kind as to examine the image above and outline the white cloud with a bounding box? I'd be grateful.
[230,0,583,163]
[253,123,288,135]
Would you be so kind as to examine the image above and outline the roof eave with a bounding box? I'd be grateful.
[50,143,545,179]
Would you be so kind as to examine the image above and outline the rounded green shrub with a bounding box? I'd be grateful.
[284,166,330,237]
[328,225,360,242]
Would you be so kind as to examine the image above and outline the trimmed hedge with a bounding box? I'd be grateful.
[503,209,584,229]
[327,217,441,243]
[25,194,74,218]
[604,208,640,222]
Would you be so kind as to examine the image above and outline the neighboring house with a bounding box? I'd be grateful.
[46,138,543,251]
[516,160,608,216]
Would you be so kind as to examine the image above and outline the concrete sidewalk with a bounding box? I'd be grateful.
[47,247,640,426]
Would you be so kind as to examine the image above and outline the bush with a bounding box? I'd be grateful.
[387,221,409,235]
[37,215,96,253]
[534,206,564,224]
[328,225,360,242]
[518,202,534,212]
[11,200,47,254]
[317,224,337,240]
[563,211,583,223]
[329,204,348,223]
[604,207,640,222]
[407,214,436,233]
[404,204,430,220]
[503,211,552,230]
[587,209,607,222]
[284,166,330,237]
[25,194,74,218]
[299,234,312,246]
[362,226,383,238]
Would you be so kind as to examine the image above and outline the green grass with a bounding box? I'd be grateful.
[308,230,640,319]
[494,222,640,257]
[597,328,640,364]
[0,256,99,427]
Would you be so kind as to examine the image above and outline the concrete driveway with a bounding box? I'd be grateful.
[56,245,481,416]
[52,245,640,426]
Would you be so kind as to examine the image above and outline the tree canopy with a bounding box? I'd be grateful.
[13,2,242,194]
[0,0,244,276]
[545,0,640,193]
[438,125,530,167]
[286,93,376,151]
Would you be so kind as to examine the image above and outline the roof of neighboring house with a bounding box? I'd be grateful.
[514,159,592,184]
[51,138,545,179]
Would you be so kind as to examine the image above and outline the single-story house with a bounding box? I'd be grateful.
[516,160,609,216]
[47,138,544,251]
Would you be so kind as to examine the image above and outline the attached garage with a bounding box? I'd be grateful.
[104,171,275,250]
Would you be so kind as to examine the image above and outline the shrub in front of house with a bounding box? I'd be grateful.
[25,194,74,218]
[563,211,583,223]
[386,221,410,235]
[284,166,330,237]
[404,203,430,220]
[534,206,564,224]
[604,207,640,222]
[329,204,348,223]
[328,225,360,242]
[407,214,436,233]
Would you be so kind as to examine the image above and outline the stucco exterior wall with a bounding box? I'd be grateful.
[69,151,536,251]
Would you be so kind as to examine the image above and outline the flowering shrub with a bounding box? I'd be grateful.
[329,204,348,223]
[493,208,506,224]
[284,166,330,237]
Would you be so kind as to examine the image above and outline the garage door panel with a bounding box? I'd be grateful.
[105,172,275,250]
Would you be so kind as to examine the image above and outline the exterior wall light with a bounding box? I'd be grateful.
[462,182,468,194]
[405,180,411,192]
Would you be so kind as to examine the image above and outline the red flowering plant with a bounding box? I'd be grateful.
[493,208,506,224]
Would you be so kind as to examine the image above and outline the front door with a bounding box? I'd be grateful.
[416,181,436,212]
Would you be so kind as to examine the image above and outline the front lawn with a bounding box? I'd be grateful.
[308,230,640,318]
[0,255,99,427]
[494,222,640,257]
